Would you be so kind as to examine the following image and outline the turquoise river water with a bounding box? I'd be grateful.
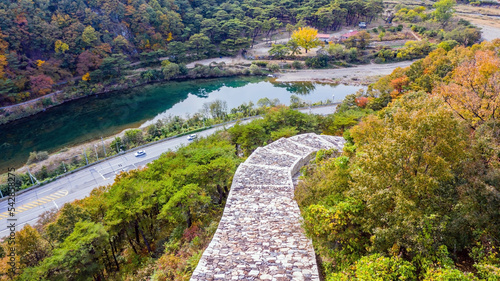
[0,77,363,172]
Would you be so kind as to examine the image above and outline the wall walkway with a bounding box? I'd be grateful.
[191,133,345,280]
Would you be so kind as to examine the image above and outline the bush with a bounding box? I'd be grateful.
[267,63,280,72]
[291,61,304,69]
[253,61,268,67]
[347,48,358,62]
[327,43,345,59]
[249,64,262,75]
[27,151,49,164]
[443,27,481,46]
[305,55,329,68]
[437,40,459,52]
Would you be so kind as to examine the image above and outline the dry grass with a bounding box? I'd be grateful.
[456,4,500,17]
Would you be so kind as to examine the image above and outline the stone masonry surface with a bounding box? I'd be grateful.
[191,133,345,281]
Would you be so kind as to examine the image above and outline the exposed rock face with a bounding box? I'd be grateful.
[191,133,345,281]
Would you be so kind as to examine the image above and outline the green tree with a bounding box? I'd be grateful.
[349,92,468,259]
[97,54,128,80]
[29,221,109,280]
[268,44,290,59]
[159,184,210,228]
[432,0,456,27]
[161,61,180,80]
[187,33,211,59]
[82,25,99,46]
[287,39,301,57]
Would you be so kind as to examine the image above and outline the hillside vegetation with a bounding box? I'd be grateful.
[0,107,328,280]
[0,0,384,106]
[296,39,500,280]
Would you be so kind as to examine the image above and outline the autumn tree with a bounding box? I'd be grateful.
[29,74,54,96]
[434,50,500,128]
[16,225,50,268]
[54,40,69,53]
[291,27,322,53]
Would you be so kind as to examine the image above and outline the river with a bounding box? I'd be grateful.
[0,77,363,172]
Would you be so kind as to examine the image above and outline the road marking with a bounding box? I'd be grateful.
[0,190,69,219]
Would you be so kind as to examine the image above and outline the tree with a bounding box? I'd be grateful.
[202,99,227,119]
[161,61,180,80]
[166,41,186,63]
[17,225,50,268]
[349,92,468,259]
[76,50,102,75]
[123,129,143,146]
[291,27,322,53]
[435,50,500,128]
[29,221,109,280]
[159,184,210,228]
[287,39,301,57]
[82,25,99,46]
[54,40,69,53]
[432,0,456,27]
[187,33,211,59]
[112,35,130,52]
[29,75,54,96]
[98,54,128,79]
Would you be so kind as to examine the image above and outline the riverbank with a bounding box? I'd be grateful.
[274,61,415,85]
[0,59,414,125]
[0,63,253,125]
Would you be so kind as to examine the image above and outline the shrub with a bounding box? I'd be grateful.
[291,61,304,69]
[253,61,268,67]
[249,64,262,75]
[27,151,49,164]
[305,55,329,68]
[267,63,280,72]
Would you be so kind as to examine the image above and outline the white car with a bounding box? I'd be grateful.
[187,134,197,141]
[135,150,146,157]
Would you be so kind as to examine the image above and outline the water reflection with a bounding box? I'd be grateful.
[271,81,337,95]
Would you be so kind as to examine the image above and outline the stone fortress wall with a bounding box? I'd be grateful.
[191,133,345,281]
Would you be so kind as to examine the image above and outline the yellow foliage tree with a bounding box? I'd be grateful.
[291,27,321,53]
[36,60,45,68]
[54,40,69,53]
[0,55,7,79]
[166,32,173,42]
[82,72,90,81]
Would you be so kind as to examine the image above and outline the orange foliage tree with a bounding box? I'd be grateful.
[434,50,500,128]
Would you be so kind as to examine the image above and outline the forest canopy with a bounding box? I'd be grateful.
[0,0,383,106]
[296,39,500,280]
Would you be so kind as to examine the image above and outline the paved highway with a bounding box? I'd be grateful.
[0,105,338,237]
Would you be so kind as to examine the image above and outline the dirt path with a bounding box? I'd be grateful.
[456,4,500,41]
[275,61,415,85]
[186,56,251,68]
